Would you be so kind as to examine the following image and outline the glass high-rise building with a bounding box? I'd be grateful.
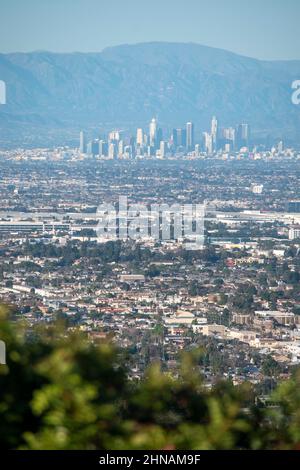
[211,116,218,151]
[136,128,143,146]
[186,122,194,150]
[99,140,108,157]
[172,128,187,149]
[149,118,157,147]
[79,131,86,153]
[236,123,250,149]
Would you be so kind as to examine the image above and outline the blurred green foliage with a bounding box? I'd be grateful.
[1,305,300,450]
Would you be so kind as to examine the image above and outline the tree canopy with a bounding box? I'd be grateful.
[1,305,300,450]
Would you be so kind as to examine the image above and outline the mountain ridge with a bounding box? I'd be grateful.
[0,42,299,147]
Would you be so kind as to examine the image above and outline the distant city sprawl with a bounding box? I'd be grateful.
[77,117,250,159]
[1,141,300,384]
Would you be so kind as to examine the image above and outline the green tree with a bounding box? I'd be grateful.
[1,304,300,450]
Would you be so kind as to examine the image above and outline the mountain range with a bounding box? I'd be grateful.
[0,42,300,147]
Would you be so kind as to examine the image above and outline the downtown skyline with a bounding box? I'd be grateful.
[79,116,253,159]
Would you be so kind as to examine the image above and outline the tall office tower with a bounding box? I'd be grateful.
[92,140,99,156]
[147,145,155,157]
[86,141,92,155]
[195,144,201,156]
[159,141,167,158]
[149,118,157,147]
[173,128,187,149]
[86,140,99,157]
[172,128,178,148]
[129,136,135,148]
[124,145,132,159]
[118,140,124,158]
[211,116,218,136]
[109,130,121,142]
[180,128,187,148]
[236,123,250,149]
[203,132,213,154]
[136,128,144,146]
[278,141,284,152]
[211,116,218,151]
[156,127,163,148]
[108,143,116,159]
[99,140,108,157]
[222,127,236,150]
[79,131,86,153]
[136,146,142,157]
[186,122,194,150]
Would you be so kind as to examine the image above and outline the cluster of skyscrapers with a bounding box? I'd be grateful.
[203,118,250,154]
[79,117,250,158]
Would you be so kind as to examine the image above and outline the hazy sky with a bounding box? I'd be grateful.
[0,0,300,59]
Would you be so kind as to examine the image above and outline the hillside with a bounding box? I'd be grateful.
[0,42,299,146]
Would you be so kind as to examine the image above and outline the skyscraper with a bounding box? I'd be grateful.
[86,140,99,157]
[124,145,132,159]
[118,140,124,158]
[211,116,218,151]
[222,127,236,150]
[79,131,86,153]
[108,143,116,159]
[211,116,218,136]
[109,130,121,141]
[186,122,194,150]
[136,128,143,146]
[236,123,250,149]
[99,140,108,157]
[156,127,163,148]
[159,141,167,158]
[195,144,201,156]
[172,128,187,149]
[149,118,157,147]
[203,132,213,154]
[172,129,178,148]
[278,140,284,152]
